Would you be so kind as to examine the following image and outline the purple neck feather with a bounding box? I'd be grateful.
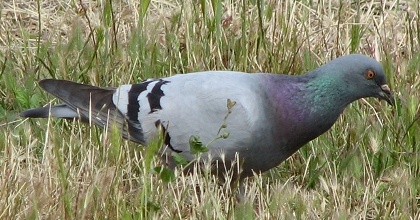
[262,73,347,148]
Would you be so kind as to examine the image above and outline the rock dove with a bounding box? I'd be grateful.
[20,54,393,179]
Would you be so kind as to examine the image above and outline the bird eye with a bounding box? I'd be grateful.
[365,70,375,79]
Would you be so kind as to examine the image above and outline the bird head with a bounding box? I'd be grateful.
[325,54,394,106]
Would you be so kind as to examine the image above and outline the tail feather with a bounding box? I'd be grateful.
[21,79,145,144]
[20,104,79,119]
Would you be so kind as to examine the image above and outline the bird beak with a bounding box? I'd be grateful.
[378,84,394,106]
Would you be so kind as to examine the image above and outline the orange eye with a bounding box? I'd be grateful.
[365,70,375,79]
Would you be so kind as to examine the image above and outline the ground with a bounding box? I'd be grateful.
[0,0,419,219]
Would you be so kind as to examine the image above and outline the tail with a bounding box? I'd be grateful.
[20,104,80,119]
[20,79,145,144]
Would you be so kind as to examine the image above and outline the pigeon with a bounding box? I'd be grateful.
[20,54,393,180]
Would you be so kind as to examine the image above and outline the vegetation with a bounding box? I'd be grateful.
[1,0,419,218]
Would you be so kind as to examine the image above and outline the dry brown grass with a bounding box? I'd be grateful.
[1,0,420,219]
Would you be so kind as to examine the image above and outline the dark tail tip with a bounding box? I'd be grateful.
[20,107,51,118]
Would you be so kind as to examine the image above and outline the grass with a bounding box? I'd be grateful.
[1,0,420,218]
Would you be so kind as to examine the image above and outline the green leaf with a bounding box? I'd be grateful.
[189,135,209,154]
[152,167,175,183]
[172,152,189,166]
[139,0,151,19]
[14,87,30,108]
[103,0,112,27]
